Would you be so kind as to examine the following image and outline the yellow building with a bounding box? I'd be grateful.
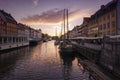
[88,0,119,37]
[88,15,99,37]
[98,4,117,36]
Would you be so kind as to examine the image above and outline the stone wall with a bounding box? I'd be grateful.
[100,42,120,77]
[117,0,120,35]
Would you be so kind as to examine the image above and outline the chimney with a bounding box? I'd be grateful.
[101,5,105,9]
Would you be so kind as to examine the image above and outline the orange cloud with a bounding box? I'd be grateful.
[20,8,91,25]
[20,9,64,25]
[23,9,92,36]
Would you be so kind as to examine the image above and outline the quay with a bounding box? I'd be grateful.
[80,60,112,80]
[67,35,120,79]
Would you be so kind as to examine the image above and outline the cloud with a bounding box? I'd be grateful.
[20,9,64,25]
[32,0,39,6]
[20,8,91,25]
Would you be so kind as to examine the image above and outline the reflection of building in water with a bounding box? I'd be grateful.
[59,53,75,80]
[77,57,85,74]
[76,56,96,80]
[55,46,58,58]
[0,47,29,72]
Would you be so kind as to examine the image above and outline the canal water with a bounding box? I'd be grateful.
[0,41,93,80]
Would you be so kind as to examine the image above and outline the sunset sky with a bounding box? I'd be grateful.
[0,0,112,36]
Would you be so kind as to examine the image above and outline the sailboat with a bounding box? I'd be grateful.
[54,27,60,45]
[59,9,74,53]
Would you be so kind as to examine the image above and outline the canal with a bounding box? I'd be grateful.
[0,41,93,80]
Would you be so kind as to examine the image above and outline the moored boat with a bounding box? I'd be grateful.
[59,41,74,53]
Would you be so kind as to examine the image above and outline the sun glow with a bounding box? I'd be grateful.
[21,9,91,36]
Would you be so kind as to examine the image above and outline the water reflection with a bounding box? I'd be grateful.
[59,52,91,80]
[0,41,92,80]
[59,53,75,80]
[0,47,29,79]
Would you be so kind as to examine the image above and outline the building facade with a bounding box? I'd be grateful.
[0,10,18,45]
[98,1,117,36]
[88,15,99,37]
[81,17,90,37]
[70,26,79,38]
[29,27,42,43]
[0,10,29,50]
[87,0,120,37]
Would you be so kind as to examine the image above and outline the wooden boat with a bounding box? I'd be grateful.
[54,40,60,45]
[59,41,74,53]
[59,9,75,53]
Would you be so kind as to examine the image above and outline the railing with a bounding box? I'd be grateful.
[69,35,120,40]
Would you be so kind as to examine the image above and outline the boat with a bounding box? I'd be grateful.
[59,40,74,53]
[54,40,60,45]
[59,9,74,53]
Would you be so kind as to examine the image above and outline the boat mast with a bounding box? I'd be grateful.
[61,23,63,40]
[66,9,69,39]
[63,9,66,41]
[56,26,57,40]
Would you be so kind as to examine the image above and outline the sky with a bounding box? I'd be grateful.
[0,0,112,36]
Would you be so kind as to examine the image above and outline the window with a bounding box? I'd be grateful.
[13,37,15,43]
[103,24,106,29]
[99,25,102,30]
[112,30,116,35]
[0,37,1,43]
[103,17,106,21]
[99,32,102,36]
[3,37,7,43]
[107,22,110,28]
[8,37,11,43]
[112,12,115,17]
[107,31,110,35]
[112,21,116,27]
[99,18,102,23]
[107,15,110,20]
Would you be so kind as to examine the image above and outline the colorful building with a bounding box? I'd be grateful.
[70,26,79,38]
[88,0,120,37]
[81,17,90,37]
[88,15,99,37]
[0,10,29,50]
[98,1,117,36]
[0,10,17,44]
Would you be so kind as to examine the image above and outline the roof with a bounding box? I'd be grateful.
[0,10,17,23]
[89,0,118,20]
